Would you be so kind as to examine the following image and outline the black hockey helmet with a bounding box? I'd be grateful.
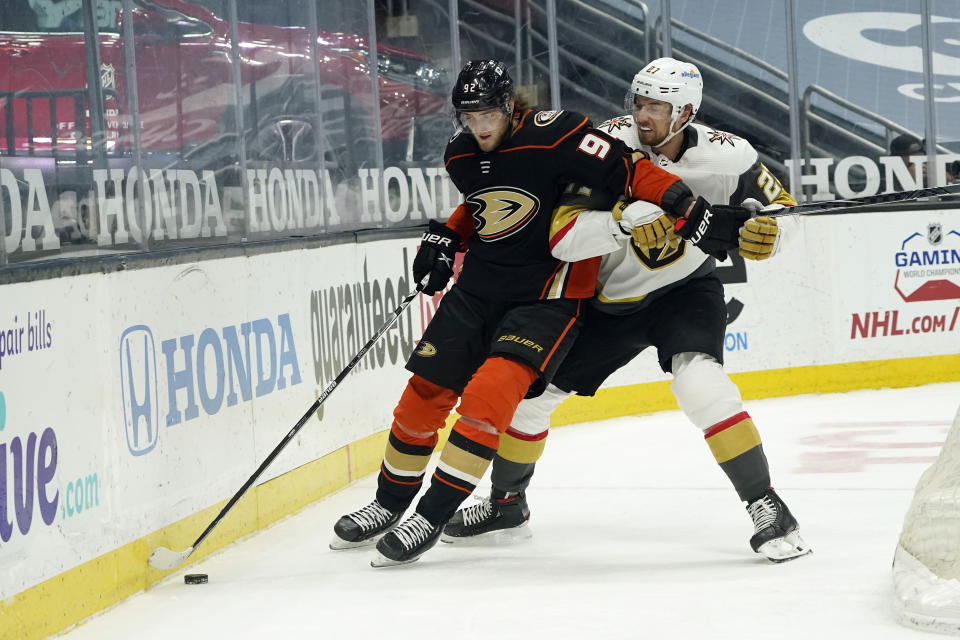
[451,59,514,116]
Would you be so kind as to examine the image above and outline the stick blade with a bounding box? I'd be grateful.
[148,545,194,570]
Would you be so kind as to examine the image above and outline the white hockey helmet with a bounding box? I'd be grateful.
[625,57,703,146]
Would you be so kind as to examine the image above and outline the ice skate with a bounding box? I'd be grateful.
[330,500,402,550]
[441,490,531,544]
[746,489,812,562]
[371,512,443,567]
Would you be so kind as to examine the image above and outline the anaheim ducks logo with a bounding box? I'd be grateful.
[534,110,564,126]
[415,341,437,357]
[467,187,540,241]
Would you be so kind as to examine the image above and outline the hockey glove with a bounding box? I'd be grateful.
[739,216,780,261]
[673,196,752,260]
[739,198,785,261]
[613,199,679,251]
[413,219,461,295]
[740,197,785,216]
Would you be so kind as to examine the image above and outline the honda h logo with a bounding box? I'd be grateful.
[120,325,159,456]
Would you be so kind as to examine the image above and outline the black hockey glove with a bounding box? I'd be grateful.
[673,196,752,261]
[413,219,461,295]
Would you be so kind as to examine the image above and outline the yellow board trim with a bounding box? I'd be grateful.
[5,354,959,640]
[551,354,960,427]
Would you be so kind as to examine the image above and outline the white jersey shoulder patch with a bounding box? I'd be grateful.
[597,114,641,148]
[689,123,758,170]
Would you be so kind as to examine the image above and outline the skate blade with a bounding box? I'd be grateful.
[440,522,532,546]
[329,533,385,551]
[370,550,421,568]
[758,530,813,563]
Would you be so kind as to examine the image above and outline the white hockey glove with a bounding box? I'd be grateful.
[612,199,679,251]
[738,198,783,261]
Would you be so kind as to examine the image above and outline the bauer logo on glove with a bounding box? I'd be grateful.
[674,196,752,260]
[413,220,462,295]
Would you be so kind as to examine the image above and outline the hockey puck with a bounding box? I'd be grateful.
[184,573,208,585]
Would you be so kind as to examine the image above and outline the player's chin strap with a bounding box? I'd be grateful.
[769,183,960,217]
[652,111,693,148]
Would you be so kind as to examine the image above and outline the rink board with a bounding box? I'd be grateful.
[1,208,959,640]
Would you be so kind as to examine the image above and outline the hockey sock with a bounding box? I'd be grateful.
[417,357,537,524]
[491,427,548,493]
[671,352,771,502]
[703,411,771,502]
[376,375,458,512]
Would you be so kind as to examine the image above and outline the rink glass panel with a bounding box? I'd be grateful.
[456,0,553,113]
[2,0,959,270]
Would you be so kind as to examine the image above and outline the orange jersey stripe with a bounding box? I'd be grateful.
[539,261,565,300]
[564,258,601,298]
[444,151,476,169]
[499,115,590,153]
[539,300,581,372]
[380,463,424,486]
[432,471,473,495]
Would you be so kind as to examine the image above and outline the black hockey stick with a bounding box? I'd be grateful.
[776,183,960,217]
[148,282,425,571]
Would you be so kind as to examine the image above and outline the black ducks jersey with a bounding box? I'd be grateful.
[443,108,685,302]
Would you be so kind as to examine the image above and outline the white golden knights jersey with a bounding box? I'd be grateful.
[549,116,796,310]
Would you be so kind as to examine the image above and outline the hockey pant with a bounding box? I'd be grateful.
[488,351,771,503]
[375,357,537,524]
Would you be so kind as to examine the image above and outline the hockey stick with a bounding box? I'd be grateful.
[776,183,960,217]
[148,282,425,571]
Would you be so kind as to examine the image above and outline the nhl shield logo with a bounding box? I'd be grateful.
[928,222,942,246]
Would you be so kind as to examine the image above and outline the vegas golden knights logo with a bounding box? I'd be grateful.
[630,238,685,269]
[467,187,540,241]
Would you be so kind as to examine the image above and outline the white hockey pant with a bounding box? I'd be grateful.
[509,383,572,437]
[670,351,744,431]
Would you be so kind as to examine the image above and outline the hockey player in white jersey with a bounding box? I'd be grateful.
[442,57,811,562]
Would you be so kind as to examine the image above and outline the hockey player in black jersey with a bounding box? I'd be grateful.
[443,58,811,563]
[330,59,718,566]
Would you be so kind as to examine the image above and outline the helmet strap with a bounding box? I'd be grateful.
[652,106,692,149]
